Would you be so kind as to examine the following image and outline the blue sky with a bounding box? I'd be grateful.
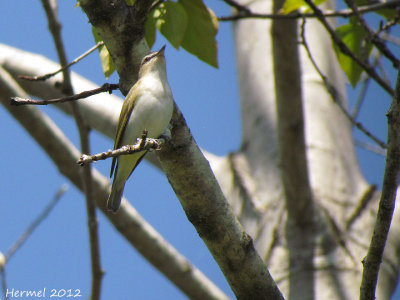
[0,1,398,299]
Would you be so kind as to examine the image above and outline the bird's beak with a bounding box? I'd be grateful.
[157,45,166,56]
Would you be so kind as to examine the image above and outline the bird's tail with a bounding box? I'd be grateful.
[107,179,125,213]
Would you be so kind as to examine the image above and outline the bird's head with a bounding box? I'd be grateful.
[138,45,166,77]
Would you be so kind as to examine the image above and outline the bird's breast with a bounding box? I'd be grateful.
[121,80,173,146]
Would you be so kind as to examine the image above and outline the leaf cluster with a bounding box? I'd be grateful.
[145,0,218,68]
[282,0,399,87]
[92,0,218,78]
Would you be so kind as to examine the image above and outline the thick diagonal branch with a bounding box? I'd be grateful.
[158,106,284,300]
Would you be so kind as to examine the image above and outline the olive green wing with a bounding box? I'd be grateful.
[109,83,141,178]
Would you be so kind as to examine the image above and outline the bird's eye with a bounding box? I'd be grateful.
[143,56,151,64]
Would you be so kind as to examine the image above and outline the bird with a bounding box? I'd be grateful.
[107,45,174,213]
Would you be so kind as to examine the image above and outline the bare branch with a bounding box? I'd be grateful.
[359,68,400,300]
[346,184,377,231]
[77,131,169,166]
[342,0,399,68]
[76,114,104,300]
[354,139,387,156]
[377,13,400,45]
[219,0,400,21]
[40,0,73,95]
[5,185,68,261]
[351,74,371,121]
[10,83,119,106]
[40,1,104,298]
[302,0,394,95]
[18,42,103,82]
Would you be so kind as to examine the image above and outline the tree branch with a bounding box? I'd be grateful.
[40,2,104,297]
[77,132,168,166]
[5,185,68,261]
[158,105,284,299]
[359,68,400,300]
[18,42,103,82]
[10,83,119,106]
[342,0,399,68]
[302,0,394,95]
[219,0,400,21]
[41,0,73,95]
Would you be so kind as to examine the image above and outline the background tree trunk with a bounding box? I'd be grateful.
[212,0,400,299]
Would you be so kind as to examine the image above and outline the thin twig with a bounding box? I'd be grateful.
[299,19,387,149]
[351,52,381,120]
[5,185,68,261]
[302,0,394,96]
[354,139,387,156]
[346,184,377,231]
[376,13,400,46]
[70,98,104,299]
[342,0,399,68]
[41,0,73,95]
[218,0,400,21]
[380,32,400,46]
[10,83,119,106]
[18,42,104,82]
[359,67,400,300]
[376,53,392,85]
[75,111,104,300]
[351,75,371,120]
[77,132,168,166]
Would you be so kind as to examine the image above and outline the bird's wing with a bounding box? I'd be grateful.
[110,82,142,178]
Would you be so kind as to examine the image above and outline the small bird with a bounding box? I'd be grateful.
[107,45,174,212]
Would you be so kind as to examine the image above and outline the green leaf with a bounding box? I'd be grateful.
[333,24,372,87]
[145,11,157,49]
[281,0,306,14]
[280,0,326,14]
[178,0,218,68]
[125,0,135,6]
[155,1,188,49]
[91,27,115,78]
